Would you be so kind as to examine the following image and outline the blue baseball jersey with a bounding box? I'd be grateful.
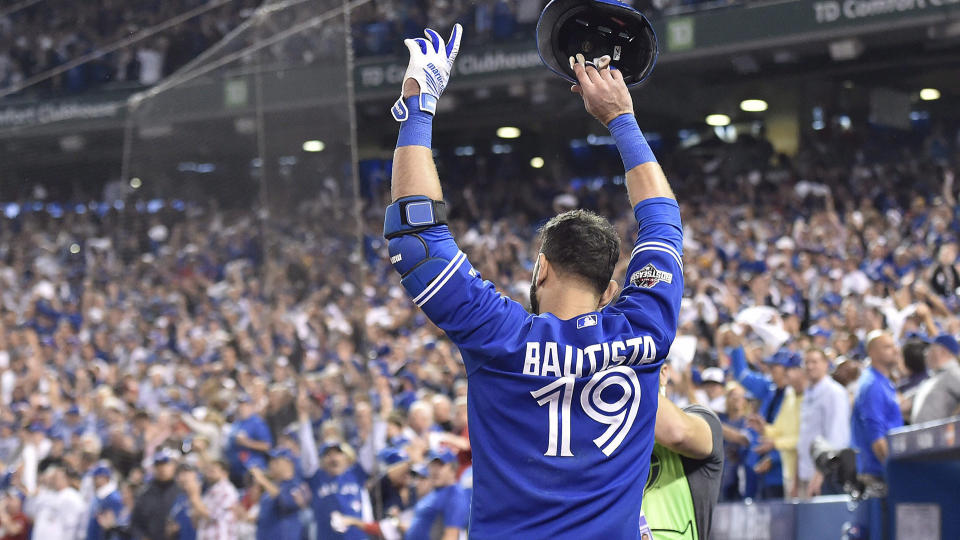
[256,479,309,540]
[308,464,371,540]
[405,484,470,540]
[396,197,683,538]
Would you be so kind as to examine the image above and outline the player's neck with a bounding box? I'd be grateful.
[539,283,600,321]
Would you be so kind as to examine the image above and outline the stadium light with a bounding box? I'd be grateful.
[705,114,731,127]
[919,88,941,101]
[497,127,521,139]
[302,140,325,152]
[530,157,545,169]
[129,177,142,189]
[740,99,768,113]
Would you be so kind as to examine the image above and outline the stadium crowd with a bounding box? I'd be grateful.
[0,0,739,98]
[0,0,263,95]
[0,113,959,540]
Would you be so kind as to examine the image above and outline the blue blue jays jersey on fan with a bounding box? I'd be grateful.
[308,465,370,540]
[394,197,683,539]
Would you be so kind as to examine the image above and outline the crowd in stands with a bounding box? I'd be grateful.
[0,0,261,96]
[0,105,959,539]
[0,0,747,99]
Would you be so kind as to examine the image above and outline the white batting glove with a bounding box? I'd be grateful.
[390,24,463,122]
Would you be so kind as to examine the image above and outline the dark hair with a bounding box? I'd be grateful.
[538,209,620,295]
[902,338,928,376]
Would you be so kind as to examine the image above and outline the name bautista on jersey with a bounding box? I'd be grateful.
[522,337,657,378]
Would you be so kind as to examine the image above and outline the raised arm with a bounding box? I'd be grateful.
[572,55,683,353]
[569,55,674,206]
[389,25,461,202]
[383,25,530,370]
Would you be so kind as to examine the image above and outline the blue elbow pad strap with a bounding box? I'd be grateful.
[383,196,448,239]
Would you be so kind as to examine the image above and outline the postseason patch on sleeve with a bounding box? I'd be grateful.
[630,263,673,289]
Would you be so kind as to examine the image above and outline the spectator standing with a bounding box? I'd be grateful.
[911,334,960,424]
[167,466,198,540]
[250,448,310,540]
[369,447,411,521]
[185,459,239,540]
[302,435,371,540]
[130,449,183,540]
[754,352,804,498]
[851,331,903,487]
[85,465,124,540]
[25,466,85,540]
[718,384,753,502]
[730,346,789,499]
[404,449,469,540]
[226,395,273,487]
[797,349,851,497]
[897,338,931,415]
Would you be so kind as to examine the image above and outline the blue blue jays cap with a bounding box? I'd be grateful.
[92,464,112,478]
[933,334,960,356]
[378,447,410,468]
[410,463,429,477]
[320,440,347,456]
[781,351,803,369]
[808,326,833,339]
[537,0,658,87]
[153,448,178,465]
[427,448,457,465]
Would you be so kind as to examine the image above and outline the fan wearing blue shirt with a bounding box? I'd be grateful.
[729,346,792,498]
[405,449,469,540]
[385,27,682,538]
[85,465,125,540]
[251,447,311,540]
[298,416,372,540]
[227,395,273,486]
[851,331,904,480]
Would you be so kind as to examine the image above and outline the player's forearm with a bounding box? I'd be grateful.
[607,114,675,207]
[392,146,442,201]
[391,81,443,201]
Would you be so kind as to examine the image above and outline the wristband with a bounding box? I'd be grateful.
[396,96,433,148]
[607,113,656,171]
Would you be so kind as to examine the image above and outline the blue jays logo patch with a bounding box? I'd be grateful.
[630,263,673,289]
[576,314,598,329]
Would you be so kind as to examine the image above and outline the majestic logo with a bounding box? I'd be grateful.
[630,263,673,289]
[576,314,598,329]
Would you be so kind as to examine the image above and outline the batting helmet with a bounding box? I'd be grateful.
[536,0,658,87]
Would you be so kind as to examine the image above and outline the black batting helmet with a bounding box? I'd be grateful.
[536,0,658,87]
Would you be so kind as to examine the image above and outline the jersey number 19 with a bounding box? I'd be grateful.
[531,366,642,457]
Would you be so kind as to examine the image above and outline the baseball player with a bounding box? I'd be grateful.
[384,25,682,538]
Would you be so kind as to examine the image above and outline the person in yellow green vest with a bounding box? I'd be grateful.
[640,361,724,540]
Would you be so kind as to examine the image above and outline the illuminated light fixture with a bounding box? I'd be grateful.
[496,126,521,139]
[740,99,768,112]
[69,243,81,254]
[919,88,941,101]
[530,157,545,169]
[302,140,325,152]
[129,177,142,189]
[705,114,731,127]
